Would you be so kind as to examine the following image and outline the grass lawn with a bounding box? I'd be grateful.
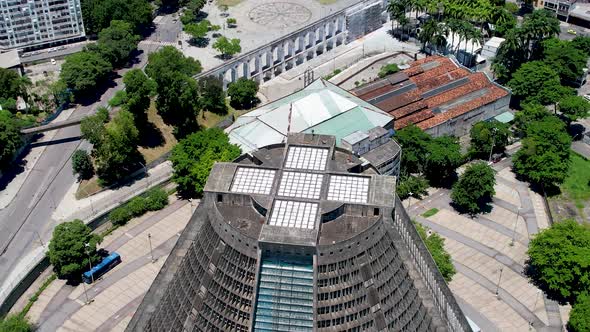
[137,103,177,164]
[76,103,177,199]
[318,0,339,4]
[197,102,250,128]
[216,0,242,7]
[422,208,439,218]
[561,152,590,208]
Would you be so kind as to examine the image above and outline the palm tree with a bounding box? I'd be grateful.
[419,19,438,52]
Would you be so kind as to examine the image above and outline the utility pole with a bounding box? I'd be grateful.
[488,127,498,164]
[81,277,93,305]
[85,243,94,284]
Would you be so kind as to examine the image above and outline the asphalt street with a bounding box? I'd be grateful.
[0,42,160,289]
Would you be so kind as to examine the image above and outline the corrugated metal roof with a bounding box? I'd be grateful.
[225,79,394,153]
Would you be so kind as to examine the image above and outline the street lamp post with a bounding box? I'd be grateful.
[84,243,94,284]
[81,277,93,305]
[148,233,155,263]
[495,267,504,299]
[139,162,150,187]
[35,231,44,247]
[511,207,521,246]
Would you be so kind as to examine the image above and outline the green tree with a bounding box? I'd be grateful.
[396,175,429,200]
[72,149,94,180]
[123,69,155,121]
[199,76,227,114]
[415,223,456,282]
[0,314,33,332]
[60,51,112,97]
[451,162,496,214]
[508,61,562,105]
[170,128,241,198]
[513,115,572,188]
[469,121,511,158]
[94,20,140,67]
[542,38,587,84]
[227,77,259,109]
[80,0,152,35]
[145,46,202,136]
[425,135,463,184]
[571,35,590,56]
[80,109,109,148]
[520,9,560,59]
[558,95,590,124]
[0,68,29,106]
[184,20,210,43]
[0,111,22,170]
[394,124,431,175]
[212,36,241,58]
[526,219,590,302]
[514,103,551,135]
[94,110,143,184]
[568,293,590,332]
[48,219,101,280]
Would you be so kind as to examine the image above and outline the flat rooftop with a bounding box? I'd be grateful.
[350,55,510,131]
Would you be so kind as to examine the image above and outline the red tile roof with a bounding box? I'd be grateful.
[354,56,510,132]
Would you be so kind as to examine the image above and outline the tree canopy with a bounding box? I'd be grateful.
[145,46,202,137]
[72,149,94,180]
[213,36,241,58]
[469,121,511,158]
[0,68,28,106]
[94,110,144,184]
[184,20,210,42]
[0,314,33,332]
[558,95,590,124]
[60,51,112,97]
[526,219,590,303]
[0,111,22,170]
[451,162,496,214]
[227,77,259,109]
[513,115,572,188]
[48,219,101,280]
[123,69,155,121]
[198,76,227,114]
[508,61,562,105]
[80,107,109,148]
[424,135,463,184]
[396,175,429,200]
[94,20,140,67]
[394,124,432,176]
[171,128,241,198]
[542,38,587,84]
[80,0,153,35]
[415,222,456,282]
[514,103,552,135]
[568,293,590,332]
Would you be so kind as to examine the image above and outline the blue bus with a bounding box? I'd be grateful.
[83,252,121,284]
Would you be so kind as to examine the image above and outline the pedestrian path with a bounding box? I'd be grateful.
[409,164,564,331]
[30,199,193,331]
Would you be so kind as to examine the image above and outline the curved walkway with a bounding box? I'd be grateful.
[408,164,564,331]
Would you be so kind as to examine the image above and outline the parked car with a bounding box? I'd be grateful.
[50,58,56,65]
[567,29,577,35]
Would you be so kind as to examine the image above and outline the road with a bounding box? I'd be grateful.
[0,41,161,293]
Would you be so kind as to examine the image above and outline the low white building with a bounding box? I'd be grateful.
[481,37,505,60]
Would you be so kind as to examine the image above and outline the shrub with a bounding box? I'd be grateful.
[127,196,147,217]
[145,188,168,211]
[72,149,94,180]
[109,206,132,226]
[0,314,33,332]
[108,90,128,107]
[378,63,400,78]
[568,293,590,332]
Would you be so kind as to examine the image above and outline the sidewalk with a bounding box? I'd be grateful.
[27,198,193,331]
[0,108,76,210]
[52,161,173,222]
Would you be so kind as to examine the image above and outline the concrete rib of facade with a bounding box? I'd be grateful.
[127,133,471,332]
[0,0,85,51]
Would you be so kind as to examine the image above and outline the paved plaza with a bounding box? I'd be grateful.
[406,161,565,331]
[25,198,193,332]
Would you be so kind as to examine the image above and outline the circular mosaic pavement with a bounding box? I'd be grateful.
[248,2,312,29]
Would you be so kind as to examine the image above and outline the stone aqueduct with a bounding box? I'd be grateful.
[194,0,388,87]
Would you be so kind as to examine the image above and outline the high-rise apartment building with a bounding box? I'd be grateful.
[0,0,85,51]
[127,133,471,332]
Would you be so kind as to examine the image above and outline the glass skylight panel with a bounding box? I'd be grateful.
[327,175,369,203]
[284,147,328,171]
[269,200,318,229]
[230,167,276,195]
[278,171,323,199]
